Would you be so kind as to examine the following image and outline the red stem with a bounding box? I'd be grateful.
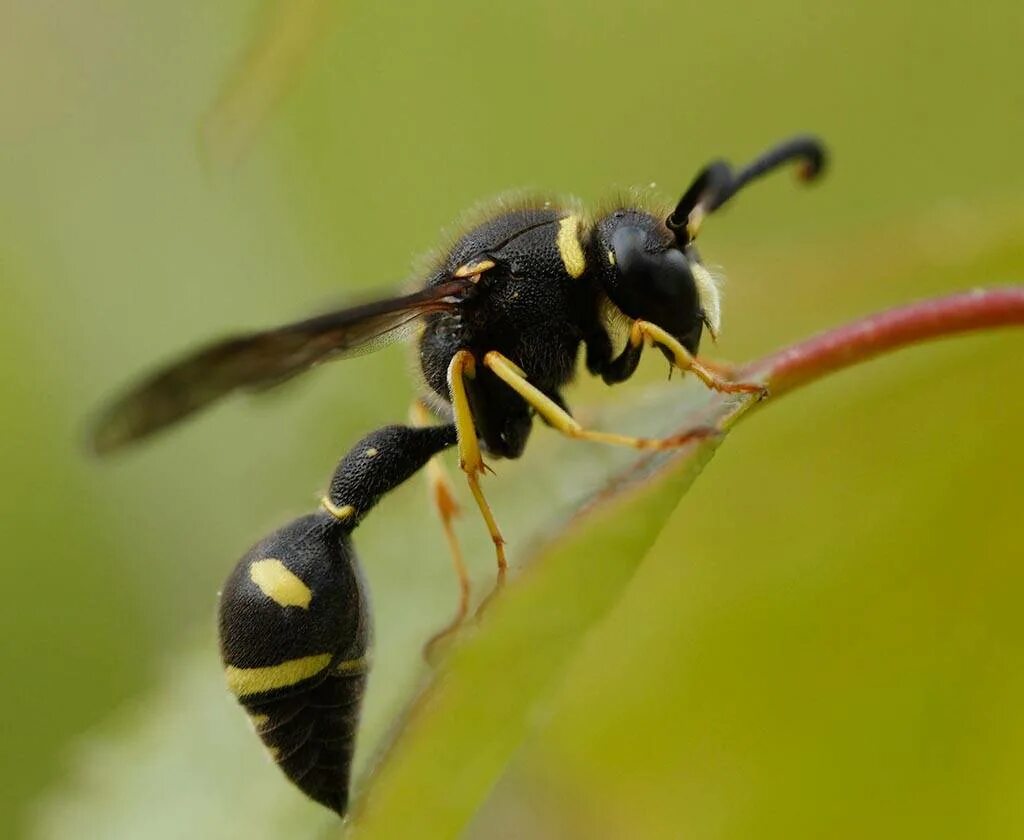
[743,286,1024,397]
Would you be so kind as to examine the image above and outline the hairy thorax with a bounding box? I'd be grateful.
[417,204,600,409]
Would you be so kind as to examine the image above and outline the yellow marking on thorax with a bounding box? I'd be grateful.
[556,214,586,278]
[225,653,332,697]
[364,447,379,458]
[453,258,496,278]
[335,655,370,674]
[249,712,270,730]
[249,558,312,609]
[321,497,356,521]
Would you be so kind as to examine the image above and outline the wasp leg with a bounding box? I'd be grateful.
[483,351,717,450]
[447,351,508,584]
[410,400,471,657]
[694,355,741,378]
[629,320,768,397]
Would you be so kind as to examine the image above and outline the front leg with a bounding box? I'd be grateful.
[629,320,767,396]
[602,340,644,385]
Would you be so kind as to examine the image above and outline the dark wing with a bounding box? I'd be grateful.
[90,279,472,454]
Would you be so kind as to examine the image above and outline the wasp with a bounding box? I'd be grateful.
[92,135,826,815]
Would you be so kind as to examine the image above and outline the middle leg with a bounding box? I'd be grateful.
[446,350,508,584]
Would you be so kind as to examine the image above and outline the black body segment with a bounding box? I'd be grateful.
[218,422,456,814]
[218,512,370,814]
[327,423,457,523]
[245,662,367,815]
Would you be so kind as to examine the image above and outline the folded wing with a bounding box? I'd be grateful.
[91,279,472,454]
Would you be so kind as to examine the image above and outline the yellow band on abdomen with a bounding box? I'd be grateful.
[225,653,332,697]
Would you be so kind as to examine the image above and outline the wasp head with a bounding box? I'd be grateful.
[595,209,720,355]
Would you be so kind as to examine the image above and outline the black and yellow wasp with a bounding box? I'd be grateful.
[92,136,826,815]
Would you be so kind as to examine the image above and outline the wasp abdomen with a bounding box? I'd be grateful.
[244,664,368,815]
[217,423,456,814]
[218,512,371,815]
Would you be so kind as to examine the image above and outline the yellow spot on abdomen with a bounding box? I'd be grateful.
[249,558,312,609]
[225,653,332,697]
[556,215,586,278]
[364,447,379,458]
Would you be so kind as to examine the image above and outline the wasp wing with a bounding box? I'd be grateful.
[91,279,472,454]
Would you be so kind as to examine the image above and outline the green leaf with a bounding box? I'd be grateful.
[348,394,756,837]
[31,286,1023,840]
[348,286,1024,837]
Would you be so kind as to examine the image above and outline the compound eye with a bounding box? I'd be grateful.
[610,226,651,281]
[611,226,688,295]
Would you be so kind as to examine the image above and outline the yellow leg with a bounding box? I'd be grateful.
[447,351,508,584]
[630,320,768,397]
[410,401,471,656]
[483,351,717,451]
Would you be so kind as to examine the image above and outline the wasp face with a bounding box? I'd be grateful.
[596,210,717,355]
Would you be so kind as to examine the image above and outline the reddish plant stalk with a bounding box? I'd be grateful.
[745,286,1024,397]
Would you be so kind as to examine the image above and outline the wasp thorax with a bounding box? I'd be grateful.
[595,210,705,354]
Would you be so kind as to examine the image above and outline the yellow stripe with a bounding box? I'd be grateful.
[556,215,586,278]
[690,262,722,340]
[321,497,356,521]
[249,558,312,609]
[453,258,495,278]
[225,653,332,697]
[335,655,369,674]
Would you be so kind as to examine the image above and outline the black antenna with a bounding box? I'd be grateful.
[667,135,827,242]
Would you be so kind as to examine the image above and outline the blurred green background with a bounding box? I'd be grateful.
[2,1,1023,837]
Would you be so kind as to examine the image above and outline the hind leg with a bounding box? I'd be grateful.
[410,399,472,656]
